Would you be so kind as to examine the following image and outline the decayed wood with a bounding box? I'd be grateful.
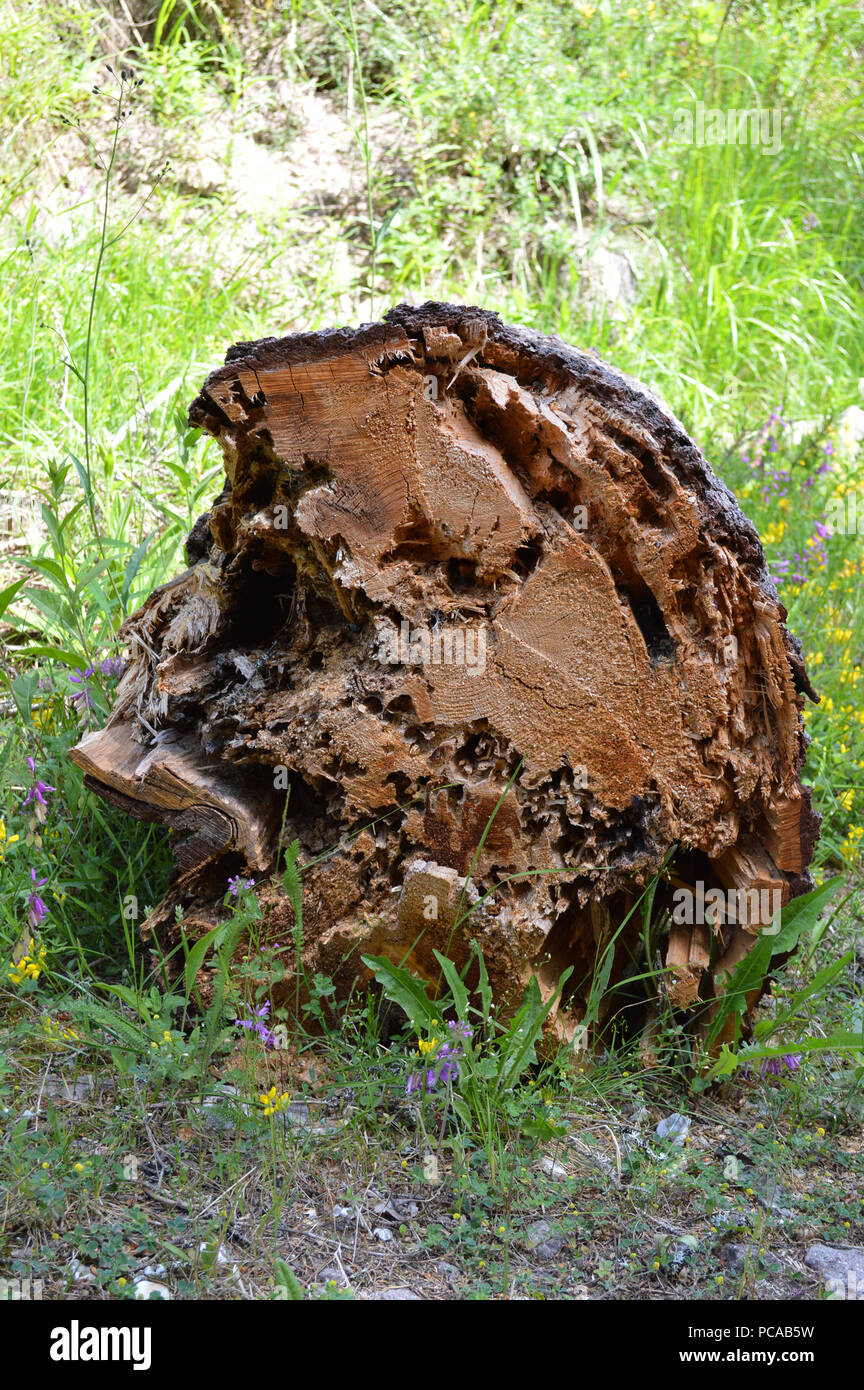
[70,302,820,1047]
[73,723,277,872]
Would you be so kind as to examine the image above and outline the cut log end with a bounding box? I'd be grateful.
[70,302,820,1050]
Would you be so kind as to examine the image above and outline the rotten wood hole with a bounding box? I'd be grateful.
[71,302,820,1052]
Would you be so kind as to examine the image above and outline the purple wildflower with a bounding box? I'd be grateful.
[436,1045,460,1085]
[406,1069,440,1095]
[234,1000,276,1048]
[802,213,818,232]
[68,666,95,708]
[753,1053,802,1079]
[405,1020,472,1096]
[100,656,125,678]
[22,756,55,820]
[227,874,255,897]
[770,512,830,587]
[414,1069,433,1093]
[27,868,49,930]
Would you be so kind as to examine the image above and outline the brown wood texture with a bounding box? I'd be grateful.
[70,302,820,1046]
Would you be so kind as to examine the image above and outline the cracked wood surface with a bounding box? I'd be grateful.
[70,302,820,1046]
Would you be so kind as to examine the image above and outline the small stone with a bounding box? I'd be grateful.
[373,1226,393,1242]
[522,1220,564,1261]
[43,1075,95,1101]
[373,1199,399,1220]
[423,1153,440,1184]
[655,1112,690,1145]
[721,1242,759,1276]
[670,1235,699,1270]
[713,1209,751,1233]
[67,1256,93,1283]
[374,1197,418,1221]
[751,1173,794,1216]
[538,1156,568,1180]
[133,1278,171,1300]
[804,1245,864,1299]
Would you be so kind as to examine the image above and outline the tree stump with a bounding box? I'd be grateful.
[70,302,819,1047]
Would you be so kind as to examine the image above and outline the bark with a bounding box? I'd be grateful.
[70,302,819,1048]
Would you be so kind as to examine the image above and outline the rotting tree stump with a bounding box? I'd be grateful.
[70,302,820,1050]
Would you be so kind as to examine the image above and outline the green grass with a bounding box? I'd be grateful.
[0,0,863,1301]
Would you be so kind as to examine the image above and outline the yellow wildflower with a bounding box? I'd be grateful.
[260,1085,290,1117]
[0,820,20,863]
[8,939,47,985]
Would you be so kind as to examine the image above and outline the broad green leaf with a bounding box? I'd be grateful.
[432,950,469,1020]
[754,954,852,1037]
[12,555,70,587]
[472,942,493,1021]
[704,933,773,1050]
[451,1093,473,1129]
[770,876,844,954]
[497,968,572,1093]
[0,577,25,619]
[182,924,222,1001]
[521,1115,568,1141]
[122,534,153,605]
[360,953,439,1034]
[14,644,83,668]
